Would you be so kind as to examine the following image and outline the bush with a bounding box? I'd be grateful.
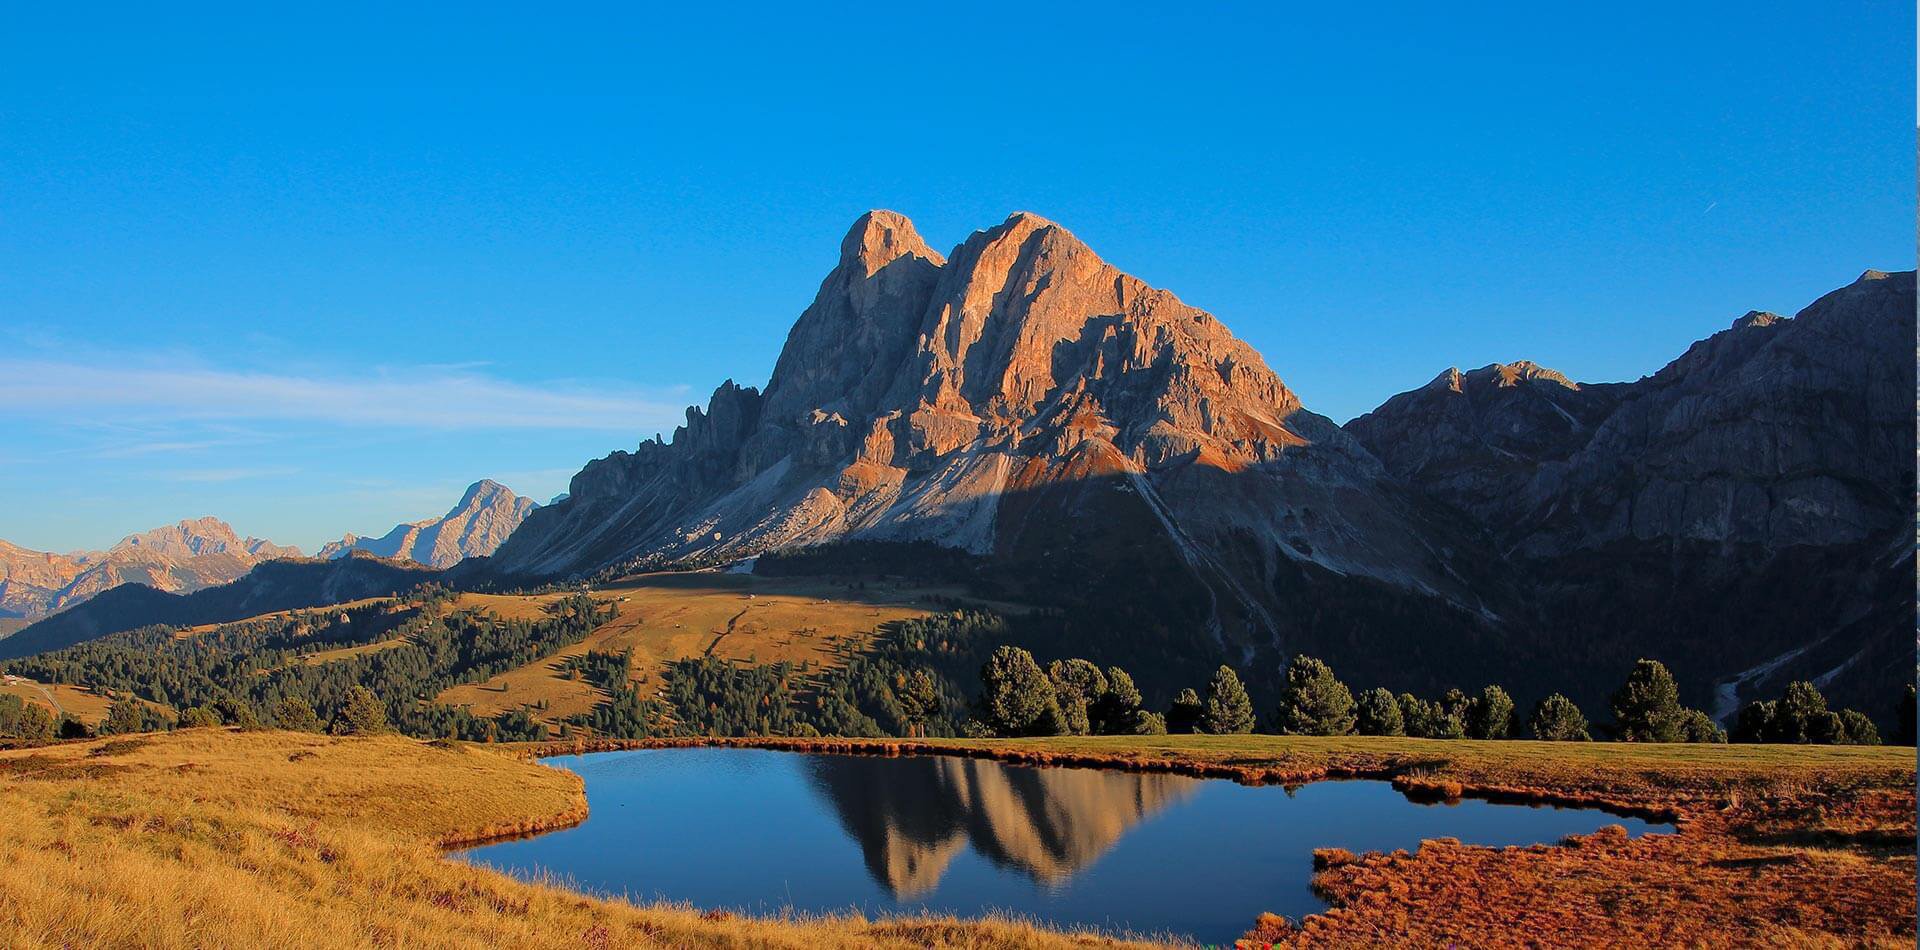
[1466,685,1515,740]
[0,694,54,741]
[1274,656,1356,736]
[1528,693,1590,741]
[1611,659,1683,742]
[331,686,389,736]
[1046,659,1107,736]
[1355,687,1404,737]
[1675,708,1726,743]
[1165,688,1203,734]
[1837,709,1881,746]
[274,697,324,733]
[178,706,222,728]
[979,646,1057,737]
[1200,666,1255,735]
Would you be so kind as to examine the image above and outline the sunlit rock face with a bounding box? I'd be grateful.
[800,754,1200,896]
[319,479,537,568]
[488,210,1476,655]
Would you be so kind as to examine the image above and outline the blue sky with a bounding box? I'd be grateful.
[2,4,1913,553]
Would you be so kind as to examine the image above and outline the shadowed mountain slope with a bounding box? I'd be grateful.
[1347,271,1916,719]
[0,553,438,660]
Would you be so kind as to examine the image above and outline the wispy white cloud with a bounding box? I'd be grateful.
[163,467,300,483]
[0,359,686,431]
[92,440,227,458]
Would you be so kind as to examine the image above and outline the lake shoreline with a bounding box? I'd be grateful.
[509,734,1915,946]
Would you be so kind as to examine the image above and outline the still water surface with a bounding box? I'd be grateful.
[460,748,1663,944]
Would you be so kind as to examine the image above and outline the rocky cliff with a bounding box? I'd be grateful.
[319,480,537,569]
[487,210,1912,721]
[491,211,1486,664]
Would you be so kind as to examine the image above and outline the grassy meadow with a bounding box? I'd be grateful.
[0,727,1911,947]
[436,572,1013,724]
[0,728,1160,949]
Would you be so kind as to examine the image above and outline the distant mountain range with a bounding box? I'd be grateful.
[319,480,537,568]
[483,211,1913,721]
[0,552,439,661]
[0,480,527,631]
[0,518,302,622]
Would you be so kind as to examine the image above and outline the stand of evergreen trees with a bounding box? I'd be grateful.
[0,587,610,743]
[969,649,1900,745]
[3,587,1907,749]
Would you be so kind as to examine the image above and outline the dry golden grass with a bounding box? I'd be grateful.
[926,733,1918,804]
[297,637,414,665]
[439,572,1014,722]
[0,729,1161,949]
[453,591,570,621]
[0,679,172,726]
[1,679,116,724]
[172,596,399,638]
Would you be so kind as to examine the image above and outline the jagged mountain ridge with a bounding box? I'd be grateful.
[319,480,537,569]
[1346,270,1916,718]
[488,209,1910,721]
[491,211,1484,652]
[0,518,303,621]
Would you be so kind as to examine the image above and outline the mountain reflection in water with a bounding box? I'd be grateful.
[802,754,1200,896]
[458,748,1667,945]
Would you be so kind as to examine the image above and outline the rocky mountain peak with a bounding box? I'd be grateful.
[319,480,538,569]
[1731,310,1782,330]
[111,517,246,558]
[493,209,1446,631]
[759,214,945,426]
[1,518,301,621]
[840,210,944,273]
[881,209,1303,469]
[1435,361,1579,394]
[457,478,515,509]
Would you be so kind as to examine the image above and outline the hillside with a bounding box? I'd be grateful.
[0,570,1030,741]
[0,553,439,661]
[436,572,1010,725]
